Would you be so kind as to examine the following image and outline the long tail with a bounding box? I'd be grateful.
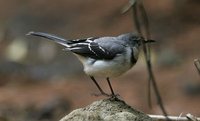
[27,31,71,47]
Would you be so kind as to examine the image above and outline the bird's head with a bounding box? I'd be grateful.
[119,33,155,47]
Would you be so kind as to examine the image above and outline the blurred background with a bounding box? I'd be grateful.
[0,0,200,121]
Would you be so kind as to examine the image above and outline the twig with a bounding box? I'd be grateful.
[122,0,170,120]
[121,0,138,14]
[186,113,199,121]
[131,0,169,118]
[137,2,152,109]
[194,59,200,76]
[149,114,200,121]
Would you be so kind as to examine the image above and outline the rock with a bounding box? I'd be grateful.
[60,98,153,121]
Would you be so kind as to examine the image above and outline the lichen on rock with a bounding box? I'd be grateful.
[60,98,153,121]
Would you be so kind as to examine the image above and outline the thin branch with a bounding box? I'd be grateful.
[186,113,199,121]
[138,3,150,38]
[121,0,138,14]
[132,2,152,108]
[149,114,200,121]
[132,2,142,35]
[129,0,169,119]
[137,1,152,108]
[194,59,200,76]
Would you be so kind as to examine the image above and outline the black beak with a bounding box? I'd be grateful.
[144,39,156,43]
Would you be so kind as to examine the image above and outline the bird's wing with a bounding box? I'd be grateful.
[68,37,125,60]
[27,32,125,60]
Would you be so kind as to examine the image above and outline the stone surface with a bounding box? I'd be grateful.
[60,98,153,121]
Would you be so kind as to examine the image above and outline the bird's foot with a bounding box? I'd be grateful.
[108,93,121,101]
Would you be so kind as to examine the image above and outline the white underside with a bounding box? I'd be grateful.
[84,58,132,77]
[75,47,139,77]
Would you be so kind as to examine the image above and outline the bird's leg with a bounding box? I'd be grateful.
[106,77,115,95]
[90,76,109,97]
[106,77,119,98]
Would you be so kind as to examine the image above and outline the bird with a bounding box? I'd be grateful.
[27,31,155,97]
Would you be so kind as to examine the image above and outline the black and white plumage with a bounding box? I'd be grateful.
[27,31,154,97]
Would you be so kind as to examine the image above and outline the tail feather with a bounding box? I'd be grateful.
[27,31,71,47]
